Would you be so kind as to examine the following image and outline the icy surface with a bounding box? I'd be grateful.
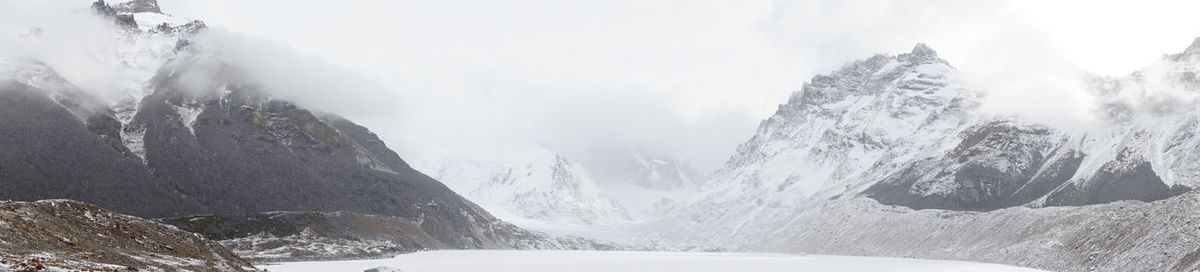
[261,250,1043,272]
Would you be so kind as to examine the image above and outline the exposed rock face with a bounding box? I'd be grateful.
[91,0,138,28]
[0,81,203,218]
[110,0,163,14]
[122,60,528,249]
[0,200,254,271]
[865,121,1076,211]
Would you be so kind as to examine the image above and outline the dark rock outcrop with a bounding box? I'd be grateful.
[864,121,1188,211]
[0,81,203,218]
[864,121,1076,211]
[111,0,163,14]
[91,1,138,28]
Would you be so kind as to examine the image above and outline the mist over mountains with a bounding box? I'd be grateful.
[4,1,1200,271]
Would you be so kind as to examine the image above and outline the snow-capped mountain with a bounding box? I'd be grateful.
[416,148,702,231]
[654,39,1200,254]
[417,149,633,228]
[600,148,704,220]
[0,0,609,258]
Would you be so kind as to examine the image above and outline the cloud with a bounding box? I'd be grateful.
[163,0,1200,176]
[0,1,130,102]
[762,0,1013,74]
[171,0,792,174]
[184,29,407,119]
[8,0,1200,178]
[956,21,1099,132]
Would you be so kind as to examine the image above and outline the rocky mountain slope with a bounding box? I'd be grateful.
[0,0,608,261]
[650,39,1200,270]
[754,193,1200,272]
[0,200,254,271]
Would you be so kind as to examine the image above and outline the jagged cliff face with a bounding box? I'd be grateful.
[0,1,544,252]
[658,40,1200,249]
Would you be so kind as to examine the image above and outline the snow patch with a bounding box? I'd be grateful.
[170,102,204,136]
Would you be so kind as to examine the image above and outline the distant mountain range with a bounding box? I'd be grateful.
[415,148,702,230]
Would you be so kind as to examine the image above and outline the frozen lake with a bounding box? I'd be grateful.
[260,250,1045,272]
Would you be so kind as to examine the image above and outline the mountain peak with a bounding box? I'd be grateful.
[1166,36,1200,62]
[1185,37,1200,55]
[910,43,937,57]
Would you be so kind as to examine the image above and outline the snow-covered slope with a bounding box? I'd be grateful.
[694,44,977,207]
[419,42,1200,252]
[262,250,1045,272]
[647,38,1200,270]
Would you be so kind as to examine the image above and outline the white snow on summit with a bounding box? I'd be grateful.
[417,149,632,230]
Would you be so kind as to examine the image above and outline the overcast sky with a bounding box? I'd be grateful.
[154,0,1200,174]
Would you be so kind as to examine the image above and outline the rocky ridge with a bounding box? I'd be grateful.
[0,200,255,271]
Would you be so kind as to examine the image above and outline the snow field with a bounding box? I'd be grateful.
[261,250,1045,272]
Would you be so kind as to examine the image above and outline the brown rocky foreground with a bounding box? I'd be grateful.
[0,200,256,271]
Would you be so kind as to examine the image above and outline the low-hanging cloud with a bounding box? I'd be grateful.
[172,0,788,173]
[165,0,1200,176]
[957,22,1100,133]
[8,0,1200,178]
[0,1,131,103]
[185,29,407,119]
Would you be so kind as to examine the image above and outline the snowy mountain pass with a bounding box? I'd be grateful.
[261,250,1044,272]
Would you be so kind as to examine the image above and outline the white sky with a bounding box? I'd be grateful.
[159,0,1200,173]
